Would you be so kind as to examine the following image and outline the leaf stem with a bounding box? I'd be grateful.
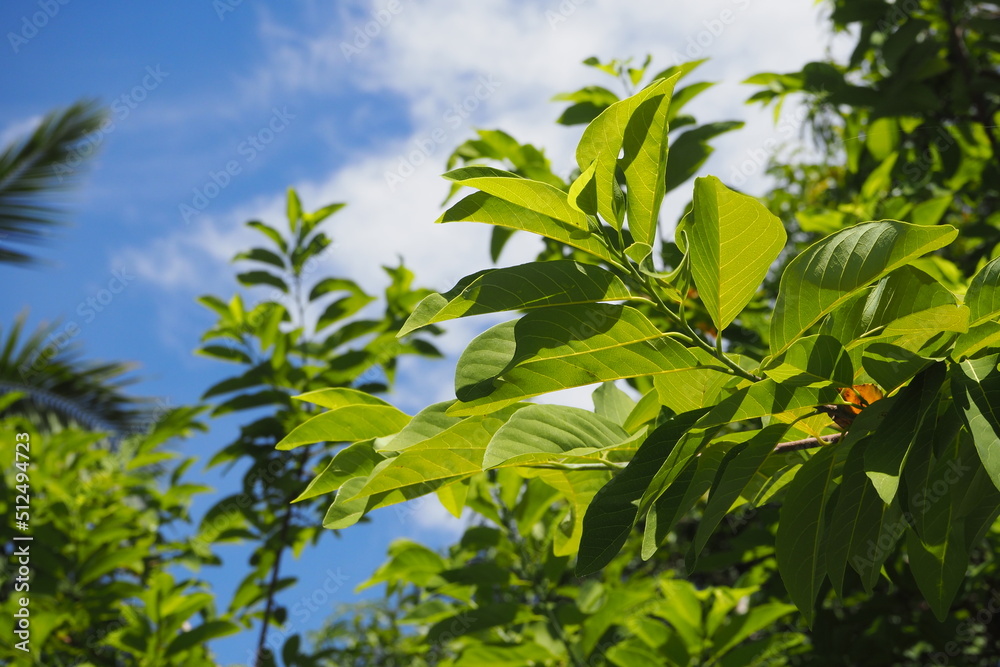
[607,232,760,382]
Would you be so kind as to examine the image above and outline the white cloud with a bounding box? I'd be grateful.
[123,0,844,299]
[119,1,854,410]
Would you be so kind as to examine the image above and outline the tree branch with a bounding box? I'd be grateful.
[254,444,312,667]
[772,432,842,453]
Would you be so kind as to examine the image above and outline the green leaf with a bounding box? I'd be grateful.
[606,642,664,667]
[692,425,790,561]
[648,579,703,648]
[309,277,369,302]
[237,270,288,293]
[667,82,715,121]
[554,85,620,125]
[211,389,291,417]
[536,468,612,556]
[437,191,615,264]
[850,304,969,359]
[577,409,707,575]
[302,202,346,230]
[454,643,557,665]
[906,448,968,624]
[636,381,841,509]
[826,439,894,598]
[952,355,1000,492]
[951,321,1000,361]
[593,381,635,425]
[399,261,632,336]
[351,407,520,499]
[688,176,786,331]
[700,379,843,431]
[449,304,698,416]
[860,152,898,201]
[643,438,738,560]
[378,401,464,451]
[762,334,854,388]
[443,166,589,230]
[864,363,945,503]
[357,540,446,590]
[294,387,395,409]
[653,348,738,413]
[247,220,287,253]
[623,387,662,433]
[166,620,241,657]
[316,293,376,331]
[664,121,744,194]
[770,221,957,356]
[861,343,935,394]
[483,404,629,469]
[710,602,797,659]
[568,160,598,215]
[323,477,374,529]
[293,441,383,502]
[717,634,806,667]
[277,390,410,450]
[489,225,515,263]
[909,195,952,226]
[965,256,1000,326]
[78,546,146,585]
[436,477,470,518]
[234,247,285,270]
[426,603,521,644]
[822,265,958,346]
[287,187,302,230]
[197,344,252,365]
[776,443,843,627]
[577,74,680,244]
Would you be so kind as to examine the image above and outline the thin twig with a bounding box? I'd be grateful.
[772,432,842,453]
[254,445,311,667]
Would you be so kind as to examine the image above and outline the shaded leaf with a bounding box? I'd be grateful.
[400,261,631,336]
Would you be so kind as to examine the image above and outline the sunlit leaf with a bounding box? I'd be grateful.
[770,221,957,356]
[577,74,680,244]
[443,166,589,230]
[688,176,786,331]
[449,304,698,416]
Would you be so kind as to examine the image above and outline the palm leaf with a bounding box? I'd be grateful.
[0,311,151,435]
[0,100,107,265]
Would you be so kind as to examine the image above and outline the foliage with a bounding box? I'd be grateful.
[749,0,999,273]
[285,49,1000,667]
[0,101,107,265]
[0,311,150,436]
[444,57,743,268]
[0,395,237,665]
[312,470,805,667]
[194,188,441,665]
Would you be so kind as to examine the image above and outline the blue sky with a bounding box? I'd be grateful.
[1,0,845,663]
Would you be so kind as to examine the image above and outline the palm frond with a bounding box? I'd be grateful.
[0,311,151,434]
[0,100,107,265]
